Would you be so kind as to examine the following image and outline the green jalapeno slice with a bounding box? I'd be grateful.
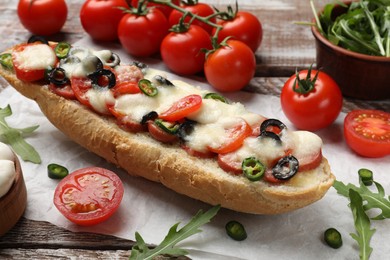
[48,163,69,179]
[155,119,180,135]
[204,92,228,103]
[324,228,342,249]
[242,157,265,181]
[358,168,373,186]
[0,53,13,70]
[55,42,71,59]
[138,79,158,97]
[225,220,247,241]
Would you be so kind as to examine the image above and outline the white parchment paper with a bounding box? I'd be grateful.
[1,38,389,260]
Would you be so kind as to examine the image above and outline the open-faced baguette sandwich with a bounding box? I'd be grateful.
[0,38,335,214]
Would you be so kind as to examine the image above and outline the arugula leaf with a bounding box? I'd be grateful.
[349,189,376,260]
[0,105,41,163]
[129,205,220,260]
[333,179,390,220]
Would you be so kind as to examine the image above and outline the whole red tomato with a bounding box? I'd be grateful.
[281,67,343,131]
[204,40,256,92]
[169,1,216,33]
[118,8,169,57]
[17,0,68,36]
[161,25,212,75]
[213,11,263,53]
[80,0,128,41]
[344,109,390,158]
[131,0,180,17]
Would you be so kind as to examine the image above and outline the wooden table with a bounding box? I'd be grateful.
[0,0,388,259]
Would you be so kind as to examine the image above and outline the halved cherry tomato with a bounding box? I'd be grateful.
[344,109,390,158]
[70,77,93,108]
[12,43,57,82]
[147,121,179,143]
[49,83,76,100]
[111,82,141,97]
[159,94,202,122]
[208,119,252,154]
[53,167,124,226]
[182,144,216,159]
[108,106,146,133]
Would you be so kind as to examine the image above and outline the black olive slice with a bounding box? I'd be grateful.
[132,61,148,73]
[83,55,104,75]
[259,118,287,142]
[141,111,158,125]
[27,35,49,45]
[88,69,116,89]
[154,75,174,86]
[105,53,121,67]
[177,120,196,141]
[272,155,299,180]
[48,68,70,86]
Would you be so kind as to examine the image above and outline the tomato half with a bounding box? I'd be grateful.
[168,2,216,34]
[204,40,256,92]
[213,11,263,52]
[159,94,203,122]
[208,119,252,154]
[80,0,128,41]
[53,167,124,226]
[161,25,212,75]
[17,0,68,36]
[344,109,390,158]
[281,68,343,131]
[118,8,169,57]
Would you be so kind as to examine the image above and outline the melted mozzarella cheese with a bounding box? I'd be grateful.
[87,89,115,114]
[0,143,15,198]
[14,44,56,70]
[292,131,323,159]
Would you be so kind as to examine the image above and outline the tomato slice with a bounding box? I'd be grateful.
[111,82,141,97]
[208,119,252,154]
[217,152,242,175]
[159,94,202,122]
[344,109,390,158]
[53,167,124,226]
[182,144,216,159]
[108,105,146,133]
[12,43,57,82]
[147,121,179,143]
[49,83,76,100]
[70,77,93,107]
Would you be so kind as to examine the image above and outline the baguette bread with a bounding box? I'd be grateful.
[0,42,335,214]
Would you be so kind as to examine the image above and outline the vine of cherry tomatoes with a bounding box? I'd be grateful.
[79,0,263,92]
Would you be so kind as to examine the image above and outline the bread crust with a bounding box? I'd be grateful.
[0,62,335,215]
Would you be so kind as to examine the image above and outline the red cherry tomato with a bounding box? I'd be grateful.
[147,121,179,143]
[53,167,124,226]
[208,119,252,154]
[161,25,212,75]
[80,0,128,41]
[344,109,390,158]
[17,0,67,36]
[169,2,216,34]
[49,83,76,100]
[213,11,263,52]
[281,68,343,131]
[204,40,256,92]
[118,8,169,57]
[12,43,57,82]
[159,94,203,122]
[131,0,180,17]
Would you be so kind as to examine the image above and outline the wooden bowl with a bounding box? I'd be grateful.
[0,155,27,236]
[311,3,390,100]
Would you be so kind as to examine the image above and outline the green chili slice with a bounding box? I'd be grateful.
[225,220,247,241]
[242,157,265,181]
[204,92,228,103]
[138,79,158,97]
[324,228,342,249]
[54,42,71,59]
[48,163,69,179]
[154,119,180,134]
[358,168,373,186]
[0,53,13,70]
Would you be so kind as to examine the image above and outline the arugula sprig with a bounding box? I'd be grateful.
[130,205,220,260]
[0,105,41,163]
[333,170,389,260]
